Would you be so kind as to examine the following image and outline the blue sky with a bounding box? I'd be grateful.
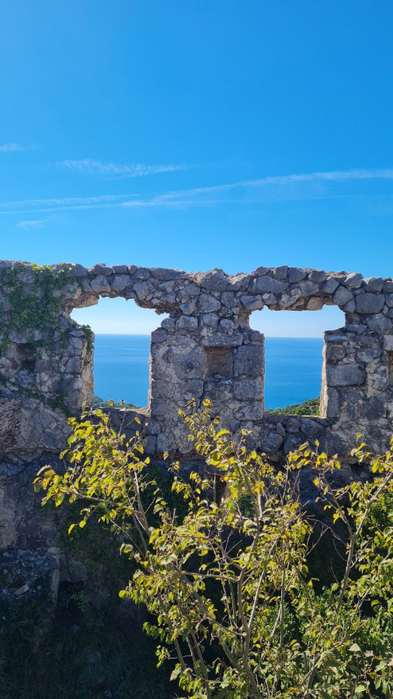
[0,0,392,335]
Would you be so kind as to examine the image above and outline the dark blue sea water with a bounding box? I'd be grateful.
[94,335,324,410]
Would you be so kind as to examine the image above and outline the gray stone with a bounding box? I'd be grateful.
[298,279,319,295]
[161,318,176,331]
[285,417,300,433]
[322,277,340,294]
[173,349,205,379]
[288,267,306,283]
[200,270,228,291]
[221,291,238,308]
[280,287,302,308]
[248,276,287,294]
[344,272,363,289]
[366,277,384,293]
[326,364,366,386]
[384,335,393,351]
[385,295,393,308]
[2,260,393,477]
[90,275,112,292]
[177,316,198,330]
[355,293,385,314]
[183,380,204,399]
[180,302,196,315]
[89,264,112,276]
[333,286,353,306]
[151,329,168,343]
[133,268,150,280]
[300,419,323,438]
[144,435,157,454]
[70,264,88,277]
[260,432,283,453]
[199,294,221,313]
[364,395,386,420]
[240,295,264,310]
[112,274,131,291]
[234,345,264,377]
[324,387,340,418]
[367,314,392,333]
[343,299,356,313]
[157,433,170,452]
[134,281,154,301]
[272,266,288,280]
[200,313,218,328]
[233,378,263,400]
[182,282,201,297]
[220,318,235,330]
[309,270,326,283]
[151,267,184,280]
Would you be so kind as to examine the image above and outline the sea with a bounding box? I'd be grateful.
[93,335,324,410]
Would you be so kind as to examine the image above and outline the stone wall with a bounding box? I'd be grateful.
[0,260,393,469]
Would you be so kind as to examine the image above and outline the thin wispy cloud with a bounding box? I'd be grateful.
[16,220,44,229]
[0,167,392,216]
[0,143,38,153]
[57,158,191,177]
[154,168,393,201]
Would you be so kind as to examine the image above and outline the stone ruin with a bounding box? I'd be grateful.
[1,260,393,558]
[0,261,393,467]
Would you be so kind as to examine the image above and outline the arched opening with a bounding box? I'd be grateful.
[71,297,167,409]
[250,305,345,416]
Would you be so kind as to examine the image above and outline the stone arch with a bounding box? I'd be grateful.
[0,261,392,459]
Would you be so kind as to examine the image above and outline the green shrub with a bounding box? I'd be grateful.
[35,403,393,698]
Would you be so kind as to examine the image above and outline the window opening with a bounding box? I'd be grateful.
[71,297,167,409]
[250,305,345,417]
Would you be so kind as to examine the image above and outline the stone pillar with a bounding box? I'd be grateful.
[149,319,265,453]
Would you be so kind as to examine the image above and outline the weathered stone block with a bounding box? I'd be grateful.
[234,345,264,377]
[364,395,386,419]
[89,264,112,276]
[200,270,228,291]
[173,349,205,379]
[333,286,353,306]
[288,267,306,283]
[233,378,263,400]
[326,364,366,386]
[151,267,184,280]
[199,294,221,312]
[240,295,264,310]
[322,277,340,294]
[384,335,393,351]
[151,329,168,343]
[323,387,340,418]
[248,276,287,294]
[260,432,283,453]
[177,316,198,330]
[355,293,385,314]
[134,281,154,301]
[366,277,384,293]
[90,275,111,292]
[112,274,131,291]
[298,279,319,295]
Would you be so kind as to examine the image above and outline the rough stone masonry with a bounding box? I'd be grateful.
[1,260,393,565]
[0,260,392,468]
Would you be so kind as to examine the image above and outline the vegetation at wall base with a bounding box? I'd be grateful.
[265,397,320,416]
[33,400,393,698]
[93,396,140,410]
